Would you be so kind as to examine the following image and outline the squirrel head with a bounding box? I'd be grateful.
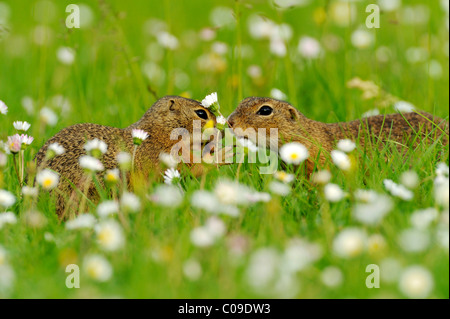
[228,97,305,148]
[136,95,216,135]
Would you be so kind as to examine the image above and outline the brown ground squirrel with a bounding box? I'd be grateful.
[228,97,449,173]
[34,96,216,217]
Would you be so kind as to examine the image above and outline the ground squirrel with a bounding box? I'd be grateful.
[34,96,216,217]
[228,97,449,173]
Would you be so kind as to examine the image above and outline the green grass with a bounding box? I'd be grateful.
[0,0,449,298]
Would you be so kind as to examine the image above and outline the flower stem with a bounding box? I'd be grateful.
[132,145,138,172]
[78,175,92,215]
[20,150,25,185]
[12,153,22,187]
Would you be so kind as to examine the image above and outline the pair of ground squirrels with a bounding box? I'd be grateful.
[34,96,216,217]
[228,97,449,174]
[36,94,448,217]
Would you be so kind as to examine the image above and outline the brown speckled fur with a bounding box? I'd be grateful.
[228,97,449,174]
[35,96,216,218]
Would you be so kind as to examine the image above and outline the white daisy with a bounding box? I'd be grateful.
[399,266,434,299]
[19,134,34,146]
[336,139,356,153]
[182,259,202,281]
[378,0,401,12]
[384,179,414,201]
[216,115,227,125]
[0,100,8,115]
[21,186,38,198]
[332,228,367,258]
[324,183,345,202]
[0,153,6,167]
[191,190,219,213]
[7,135,22,153]
[36,169,60,190]
[95,220,125,251]
[269,180,291,196]
[83,254,113,282]
[398,228,430,253]
[47,142,65,159]
[0,212,17,229]
[159,152,178,168]
[84,139,108,157]
[0,264,15,291]
[150,184,184,208]
[410,208,439,230]
[270,37,287,57]
[368,234,387,254]
[237,137,258,153]
[79,155,104,173]
[331,150,352,171]
[245,248,279,290]
[56,46,75,65]
[353,193,393,226]
[321,266,344,288]
[247,65,262,78]
[214,179,251,205]
[23,210,47,229]
[270,88,287,100]
[311,170,332,185]
[104,168,120,184]
[434,177,449,209]
[157,31,179,50]
[298,36,321,59]
[120,192,141,213]
[436,162,449,177]
[400,171,419,189]
[65,214,96,230]
[201,92,218,108]
[13,121,31,132]
[190,226,215,247]
[279,142,309,165]
[394,100,415,113]
[131,129,149,145]
[97,200,120,218]
[163,168,181,185]
[351,30,374,49]
[39,107,58,126]
[116,152,132,170]
[274,171,294,183]
[246,191,272,203]
[205,216,226,239]
[362,108,380,118]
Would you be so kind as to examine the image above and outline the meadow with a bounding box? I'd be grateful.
[0,0,449,299]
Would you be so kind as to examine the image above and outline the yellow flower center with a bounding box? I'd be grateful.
[105,173,117,182]
[43,178,53,189]
[278,172,287,180]
[290,153,298,160]
[87,265,100,279]
[98,230,112,244]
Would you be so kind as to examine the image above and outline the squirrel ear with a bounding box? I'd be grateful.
[287,106,300,121]
[169,99,178,111]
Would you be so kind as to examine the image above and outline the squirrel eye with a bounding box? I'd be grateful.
[195,109,208,120]
[257,105,273,116]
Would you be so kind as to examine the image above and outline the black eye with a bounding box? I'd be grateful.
[257,105,273,116]
[195,109,208,120]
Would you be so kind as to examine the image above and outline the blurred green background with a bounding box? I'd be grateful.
[0,0,448,299]
[1,0,448,139]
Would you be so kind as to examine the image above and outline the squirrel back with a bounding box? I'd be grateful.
[228,97,448,173]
